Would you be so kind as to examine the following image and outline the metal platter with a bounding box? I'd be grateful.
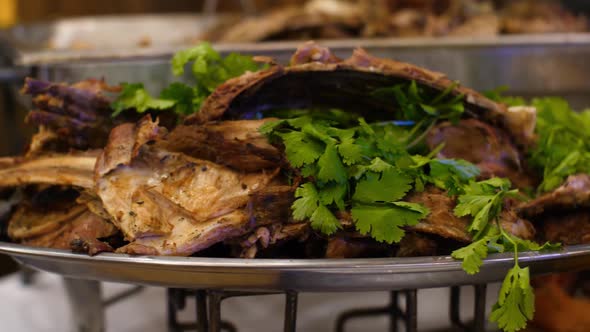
[1,242,590,291]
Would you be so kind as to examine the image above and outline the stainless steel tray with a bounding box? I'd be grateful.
[2,242,590,291]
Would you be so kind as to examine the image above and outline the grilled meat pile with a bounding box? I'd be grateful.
[205,0,588,42]
[0,42,587,259]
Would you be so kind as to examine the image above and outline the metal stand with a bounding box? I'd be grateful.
[62,278,144,332]
[167,289,298,332]
[63,279,104,332]
[449,285,488,332]
[335,290,418,332]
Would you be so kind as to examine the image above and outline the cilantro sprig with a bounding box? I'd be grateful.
[449,177,560,331]
[261,82,568,332]
[528,98,590,193]
[261,107,480,243]
[111,42,265,117]
[486,89,590,194]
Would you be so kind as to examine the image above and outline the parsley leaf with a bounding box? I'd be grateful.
[280,131,324,168]
[112,42,265,117]
[451,230,499,274]
[292,183,319,221]
[490,265,535,332]
[353,169,413,203]
[159,83,198,116]
[111,83,176,117]
[317,144,348,183]
[454,178,514,233]
[351,202,429,244]
[338,137,364,165]
[318,183,347,211]
[527,97,590,193]
[310,204,341,235]
[292,183,341,235]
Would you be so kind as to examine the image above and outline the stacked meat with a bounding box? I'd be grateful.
[206,0,588,42]
[0,42,588,259]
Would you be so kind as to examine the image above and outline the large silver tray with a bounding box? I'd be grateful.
[1,242,590,291]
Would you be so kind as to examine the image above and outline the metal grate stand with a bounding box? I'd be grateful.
[449,285,488,332]
[335,290,418,332]
[167,289,298,332]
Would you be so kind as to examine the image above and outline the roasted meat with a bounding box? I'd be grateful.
[158,119,282,172]
[1,42,569,261]
[95,118,279,255]
[22,78,120,150]
[539,211,590,245]
[0,152,98,189]
[426,118,536,188]
[519,174,590,217]
[7,186,116,254]
[406,186,535,242]
[186,42,508,133]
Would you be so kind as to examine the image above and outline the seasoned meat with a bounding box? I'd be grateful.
[498,206,536,241]
[405,187,472,242]
[7,186,116,254]
[0,152,98,189]
[22,78,119,150]
[426,118,536,189]
[519,174,590,217]
[95,120,279,255]
[406,186,536,242]
[158,119,282,172]
[8,187,84,240]
[23,210,117,255]
[247,186,295,227]
[186,43,509,136]
[325,235,391,258]
[239,223,309,258]
[117,209,250,256]
[396,232,438,257]
[538,211,590,245]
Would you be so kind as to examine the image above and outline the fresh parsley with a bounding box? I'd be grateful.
[111,42,265,117]
[262,106,479,243]
[485,87,590,194]
[528,97,590,193]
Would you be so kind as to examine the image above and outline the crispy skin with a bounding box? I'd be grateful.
[426,118,536,189]
[519,174,590,217]
[158,119,281,172]
[186,43,508,135]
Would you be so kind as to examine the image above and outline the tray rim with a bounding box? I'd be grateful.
[0,241,585,272]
